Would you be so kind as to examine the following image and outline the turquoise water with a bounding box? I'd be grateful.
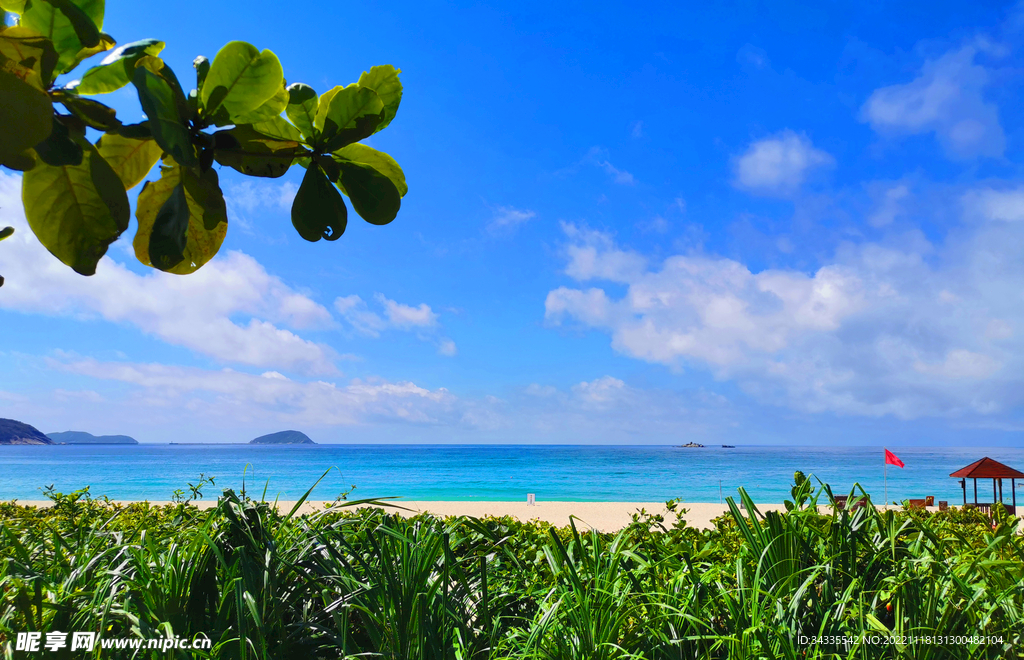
[1,445,1022,504]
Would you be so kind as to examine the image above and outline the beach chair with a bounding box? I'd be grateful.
[938,501,948,511]
[925,496,934,507]
[832,495,866,511]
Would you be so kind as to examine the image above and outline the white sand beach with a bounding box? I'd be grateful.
[12,499,946,532]
[361,501,774,531]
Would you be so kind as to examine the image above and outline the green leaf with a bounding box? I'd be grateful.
[20,0,103,72]
[334,160,401,226]
[44,0,100,46]
[33,116,83,167]
[63,30,113,73]
[200,41,283,123]
[21,134,129,275]
[111,121,152,139]
[0,26,60,89]
[95,132,162,189]
[0,0,27,13]
[0,70,52,163]
[291,163,346,242]
[58,93,119,129]
[132,56,195,167]
[147,181,189,270]
[314,84,383,150]
[248,115,302,142]
[332,143,407,196]
[357,64,402,133]
[1,150,35,171]
[212,125,304,178]
[134,163,227,273]
[228,81,287,124]
[76,38,164,94]
[285,82,317,140]
[313,85,340,123]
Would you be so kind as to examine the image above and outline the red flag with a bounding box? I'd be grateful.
[884,449,904,468]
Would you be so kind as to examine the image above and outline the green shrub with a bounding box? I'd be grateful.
[1,480,1021,659]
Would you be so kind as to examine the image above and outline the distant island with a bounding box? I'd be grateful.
[250,430,316,445]
[47,431,139,445]
[0,418,53,445]
[677,442,705,448]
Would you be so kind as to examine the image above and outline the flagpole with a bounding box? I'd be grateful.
[884,450,888,507]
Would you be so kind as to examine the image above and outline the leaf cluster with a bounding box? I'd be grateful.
[0,0,406,282]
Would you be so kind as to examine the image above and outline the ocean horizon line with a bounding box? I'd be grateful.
[11,441,1023,449]
[2,444,1021,503]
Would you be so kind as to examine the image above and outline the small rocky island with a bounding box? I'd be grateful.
[677,442,705,448]
[250,430,316,445]
[48,431,139,445]
[0,418,53,445]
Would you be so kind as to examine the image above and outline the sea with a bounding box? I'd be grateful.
[1,444,1022,505]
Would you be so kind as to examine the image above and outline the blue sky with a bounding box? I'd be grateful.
[2,1,1024,444]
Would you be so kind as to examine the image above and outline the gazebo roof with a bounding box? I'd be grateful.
[950,457,1024,479]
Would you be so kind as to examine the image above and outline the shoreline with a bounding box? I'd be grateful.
[8,500,948,531]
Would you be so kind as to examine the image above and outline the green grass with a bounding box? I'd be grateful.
[1,479,1022,659]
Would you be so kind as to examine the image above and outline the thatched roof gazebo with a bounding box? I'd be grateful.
[950,457,1024,514]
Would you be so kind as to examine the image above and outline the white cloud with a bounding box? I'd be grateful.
[584,147,635,185]
[962,187,1024,222]
[334,293,454,356]
[525,383,557,397]
[549,251,863,367]
[0,173,335,375]
[733,131,833,196]
[508,375,734,439]
[545,208,1024,419]
[335,294,438,335]
[860,45,1004,159]
[572,375,626,406]
[223,179,298,232]
[379,295,438,329]
[488,205,536,232]
[13,356,735,443]
[638,215,670,234]
[630,121,644,138]
[914,349,1001,380]
[53,389,104,403]
[333,295,386,336]
[561,222,647,283]
[52,356,456,426]
[868,183,911,228]
[224,180,297,214]
[986,319,1013,340]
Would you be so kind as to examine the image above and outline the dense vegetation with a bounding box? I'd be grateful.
[1,478,1021,659]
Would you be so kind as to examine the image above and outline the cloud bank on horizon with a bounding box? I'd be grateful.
[1,2,1023,444]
